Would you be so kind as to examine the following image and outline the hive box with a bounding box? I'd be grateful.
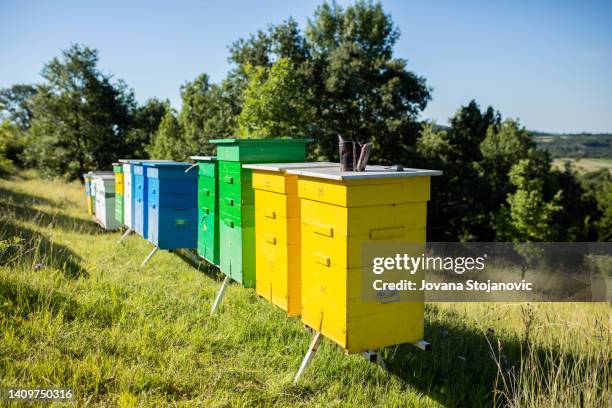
[244,162,336,316]
[83,172,94,215]
[92,174,120,231]
[190,156,219,265]
[125,160,174,238]
[112,163,124,225]
[210,138,312,288]
[144,162,198,250]
[119,160,134,228]
[286,165,441,353]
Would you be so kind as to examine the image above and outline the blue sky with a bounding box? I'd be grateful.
[1,0,610,133]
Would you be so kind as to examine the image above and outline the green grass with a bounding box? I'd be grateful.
[1,171,609,407]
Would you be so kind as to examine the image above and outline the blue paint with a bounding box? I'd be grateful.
[144,162,198,250]
[120,159,174,236]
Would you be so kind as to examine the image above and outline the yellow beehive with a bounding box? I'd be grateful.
[115,172,124,195]
[245,162,336,316]
[286,165,441,353]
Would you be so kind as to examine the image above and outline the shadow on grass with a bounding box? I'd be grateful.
[0,220,88,279]
[0,276,80,320]
[171,248,225,280]
[382,304,586,407]
[0,186,100,234]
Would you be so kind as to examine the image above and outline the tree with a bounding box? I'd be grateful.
[416,100,501,241]
[147,109,184,160]
[25,45,135,179]
[498,153,562,242]
[179,74,236,156]
[238,58,313,137]
[477,119,534,237]
[124,98,169,158]
[594,178,612,241]
[228,1,430,162]
[0,120,26,167]
[0,84,37,130]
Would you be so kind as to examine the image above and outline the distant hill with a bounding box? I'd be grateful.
[530,132,612,158]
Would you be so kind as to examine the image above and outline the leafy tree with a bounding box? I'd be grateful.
[25,45,135,179]
[179,74,236,156]
[238,58,313,137]
[0,84,37,130]
[417,100,500,241]
[228,1,430,162]
[147,109,184,160]
[579,169,612,241]
[0,120,26,167]
[594,178,612,241]
[477,119,534,237]
[124,98,169,158]
[498,153,562,242]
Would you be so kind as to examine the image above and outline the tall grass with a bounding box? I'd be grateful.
[0,171,609,407]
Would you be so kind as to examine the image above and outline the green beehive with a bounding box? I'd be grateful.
[112,163,124,225]
[190,156,219,265]
[210,138,311,287]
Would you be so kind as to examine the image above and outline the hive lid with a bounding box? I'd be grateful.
[119,159,174,164]
[210,138,313,145]
[143,161,192,167]
[190,156,217,161]
[285,165,443,181]
[242,162,337,173]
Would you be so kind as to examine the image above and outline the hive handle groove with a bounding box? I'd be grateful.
[314,252,331,267]
[370,226,406,240]
[308,223,334,237]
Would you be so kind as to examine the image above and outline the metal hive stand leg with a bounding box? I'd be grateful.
[361,350,387,370]
[117,227,132,244]
[141,246,158,267]
[210,276,230,315]
[293,331,322,385]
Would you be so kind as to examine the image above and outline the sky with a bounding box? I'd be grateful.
[1,0,611,133]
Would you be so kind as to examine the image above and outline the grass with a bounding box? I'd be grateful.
[0,171,610,407]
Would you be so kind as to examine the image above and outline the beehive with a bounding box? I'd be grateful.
[210,138,311,288]
[190,156,219,265]
[244,162,336,316]
[83,172,94,215]
[144,162,198,250]
[113,163,124,225]
[129,160,174,238]
[286,166,441,353]
[92,174,120,231]
[119,160,134,228]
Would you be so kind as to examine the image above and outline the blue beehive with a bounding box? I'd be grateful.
[129,160,174,238]
[133,163,149,237]
[144,162,198,250]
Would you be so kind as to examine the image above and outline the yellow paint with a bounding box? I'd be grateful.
[114,173,124,195]
[298,174,431,353]
[86,196,94,215]
[252,171,302,317]
[298,176,430,207]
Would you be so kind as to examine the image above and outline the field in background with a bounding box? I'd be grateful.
[552,157,612,174]
[0,172,609,407]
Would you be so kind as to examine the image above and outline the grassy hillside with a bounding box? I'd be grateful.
[0,172,609,407]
